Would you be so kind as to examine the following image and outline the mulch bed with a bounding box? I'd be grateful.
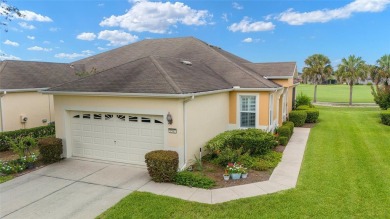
[192,145,286,189]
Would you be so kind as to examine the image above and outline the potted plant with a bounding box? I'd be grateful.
[226,162,242,180]
[241,167,248,179]
[223,169,230,181]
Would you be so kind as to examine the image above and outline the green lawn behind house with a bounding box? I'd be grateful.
[297,84,374,103]
[98,107,390,218]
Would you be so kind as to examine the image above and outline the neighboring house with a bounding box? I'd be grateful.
[0,61,79,132]
[43,37,298,168]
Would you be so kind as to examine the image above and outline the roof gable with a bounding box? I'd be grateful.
[243,62,297,78]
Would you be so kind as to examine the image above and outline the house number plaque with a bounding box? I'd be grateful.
[168,128,177,134]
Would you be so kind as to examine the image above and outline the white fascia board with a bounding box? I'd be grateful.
[0,88,49,93]
[263,76,293,79]
[42,87,282,98]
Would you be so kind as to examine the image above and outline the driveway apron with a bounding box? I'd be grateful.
[0,159,150,219]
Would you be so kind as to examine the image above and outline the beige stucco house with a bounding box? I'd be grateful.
[0,61,78,132]
[43,37,298,168]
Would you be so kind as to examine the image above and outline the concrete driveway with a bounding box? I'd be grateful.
[0,159,151,219]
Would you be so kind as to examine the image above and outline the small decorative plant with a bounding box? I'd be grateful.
[226,162,244,174]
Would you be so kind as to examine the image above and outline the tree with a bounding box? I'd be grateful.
[302,54,333,103]
[1,0,23,32]
[336,55,367,106]
[370,54,390,109]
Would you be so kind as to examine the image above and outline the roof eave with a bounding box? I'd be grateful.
[41,87,282,98]
[0,88,49,93]
[264,76,294,79]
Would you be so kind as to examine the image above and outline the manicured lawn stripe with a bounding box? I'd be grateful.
[297,84,374,103]
[98,107,390,218]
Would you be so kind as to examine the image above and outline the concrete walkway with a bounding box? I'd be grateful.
[138,127,311,204]
[0,160,151,219]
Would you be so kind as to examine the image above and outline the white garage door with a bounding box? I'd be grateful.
[70,111,164,165]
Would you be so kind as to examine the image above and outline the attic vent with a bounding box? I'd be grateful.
[181,60,192,66]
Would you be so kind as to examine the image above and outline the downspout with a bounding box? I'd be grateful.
[181,94,195,170]
[0,91,6,132]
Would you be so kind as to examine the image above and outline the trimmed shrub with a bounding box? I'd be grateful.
[295,92,312,108]
[174,171,215,189]
[38,137,63,164]
[283,121,295,136]
[278,126,291,139]
[145,150,178,182]
[278,136,288,146]
[205,129,278,157]
[296,105,311,110]
[289,111,307,127]
[305,109,320,123]
[252,151,282,171]
[380,110,390,126]
[0,124,55,151]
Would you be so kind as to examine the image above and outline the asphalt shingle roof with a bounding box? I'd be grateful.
[49,37,285,94]
[0,61,80,90]
[243,62,297,78]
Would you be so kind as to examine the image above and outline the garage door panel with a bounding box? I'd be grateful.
[71,111,164,165]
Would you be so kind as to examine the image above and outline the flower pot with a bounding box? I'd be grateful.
[241,173,248,179]
[223,174,230,181]
[231,173,241,180]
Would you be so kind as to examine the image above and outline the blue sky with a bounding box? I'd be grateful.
[1,0,390,71]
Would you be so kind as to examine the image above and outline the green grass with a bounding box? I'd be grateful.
[297,84,374,103]
[98,107,390,218]
[0,175,14,184]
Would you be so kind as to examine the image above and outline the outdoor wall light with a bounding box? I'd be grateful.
[167,112,173,125]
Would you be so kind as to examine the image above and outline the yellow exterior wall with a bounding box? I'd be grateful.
[185,92,229,163]
[1,92,54,131]
[229,91,270,129]
[53,95,185,161]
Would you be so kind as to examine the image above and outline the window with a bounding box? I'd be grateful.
[105,114,113,120]
[93,114,102,120]
[116,115,126,121]
[141,117,151,123]
[240,96,256,128]
[82,114,91,119]
[129,116,138,122]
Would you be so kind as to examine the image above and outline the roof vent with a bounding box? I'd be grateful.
[181,60,192,66]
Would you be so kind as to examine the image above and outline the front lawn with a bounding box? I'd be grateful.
[98,106,390,218]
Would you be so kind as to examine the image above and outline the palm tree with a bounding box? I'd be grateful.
[302,54,333,103]
[370,54,390,109]
[336,55,367,105]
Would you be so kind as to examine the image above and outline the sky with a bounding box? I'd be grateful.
[1,0,390,71]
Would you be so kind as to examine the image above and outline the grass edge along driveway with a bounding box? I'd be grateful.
[98,107,390,219]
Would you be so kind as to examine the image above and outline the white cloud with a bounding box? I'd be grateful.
[221,13,228,22]
[0,50,21,60]
[54,50,94,59]
[77,32,97,41]
[232,2,243,10]
[97,47,107,50]
[18,22,35,29]
[27,35,35,40]
[228,17,275,32]
[100,0,211,33]
[3,40,19,47]
[276,0,390,25]
[98,30,138,46]
[49,27,60,32]
[19,10,52,22]
[43,41,50,44]
[60,40,65,43]
[28,46,52,52]
[242,38,253,43]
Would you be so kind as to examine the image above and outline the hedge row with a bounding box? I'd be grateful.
[380,110,390,126]
[278,121,294,146]
[0,125,55,151]
[289,111,307,127]
[145,150,179,182]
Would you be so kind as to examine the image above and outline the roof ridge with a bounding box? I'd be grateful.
[193,38,276,87]
[150,56,183,94]
[0,61,8,74]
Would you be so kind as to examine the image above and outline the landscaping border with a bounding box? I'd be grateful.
[137,128,310,204]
